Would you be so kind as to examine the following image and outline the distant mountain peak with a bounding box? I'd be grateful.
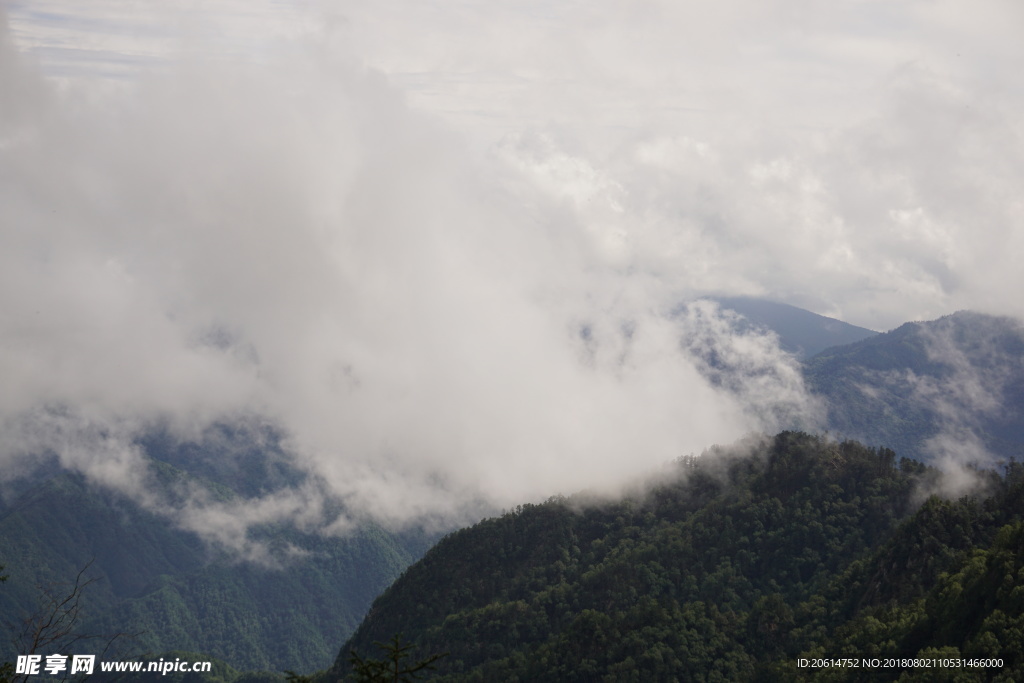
[703,296,878,359]
[803,309,1024,462]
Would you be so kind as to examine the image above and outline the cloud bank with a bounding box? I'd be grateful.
[2,1,1021,546]
[0,8,821,545]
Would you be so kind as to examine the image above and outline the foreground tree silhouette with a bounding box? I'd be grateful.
[348,634,447,682]
[1,560,135,683]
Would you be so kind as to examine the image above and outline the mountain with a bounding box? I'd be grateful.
[804,311,1024,462]
[0,452,437,672]
[7,308,1024,679]
[710,296,878,359]
[330,432,1024,682]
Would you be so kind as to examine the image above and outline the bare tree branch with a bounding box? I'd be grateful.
[6,560,139,683]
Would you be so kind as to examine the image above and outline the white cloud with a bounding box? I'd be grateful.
[2,1,1022,545]
[0,10,820,542]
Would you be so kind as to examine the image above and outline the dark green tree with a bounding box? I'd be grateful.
[348,635,447,682]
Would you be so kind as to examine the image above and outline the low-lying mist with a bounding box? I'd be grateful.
[4,1,1023,556]
[0,14,820,552]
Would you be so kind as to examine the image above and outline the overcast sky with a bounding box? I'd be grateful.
[2,1,1022,542]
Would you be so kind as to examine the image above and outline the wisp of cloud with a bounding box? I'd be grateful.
[0,9,823,551]
[4,0,1022,552]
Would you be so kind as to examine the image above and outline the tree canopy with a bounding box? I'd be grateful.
[333,432,1024,682]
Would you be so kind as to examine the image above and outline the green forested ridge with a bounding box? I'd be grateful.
[7,309,1024,681]
[803,311,1024,462]
[135,423,310,500]
[334,432,1024,682]
[0,463,437,672]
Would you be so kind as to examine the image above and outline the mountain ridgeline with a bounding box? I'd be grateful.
[5,306,1024,681]
[708,300,1024,462]
[334,432,1024,682]
[0,437,438,673]
[803,310,1024,462]
[710,296,879,359]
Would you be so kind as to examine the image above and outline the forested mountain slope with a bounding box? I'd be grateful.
[0,460,435,672]
[804,311,1024,462]
[333,432,1024,682]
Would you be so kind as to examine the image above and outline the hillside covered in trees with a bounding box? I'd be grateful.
[803,311,1024,462]
[334,432,1024,682]
[0,457,436,672]
[6,309,1024,681]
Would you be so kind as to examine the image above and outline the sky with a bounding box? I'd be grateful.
[2,0,1022,548]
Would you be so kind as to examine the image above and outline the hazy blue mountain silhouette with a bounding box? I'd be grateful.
[710,296,878,359]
